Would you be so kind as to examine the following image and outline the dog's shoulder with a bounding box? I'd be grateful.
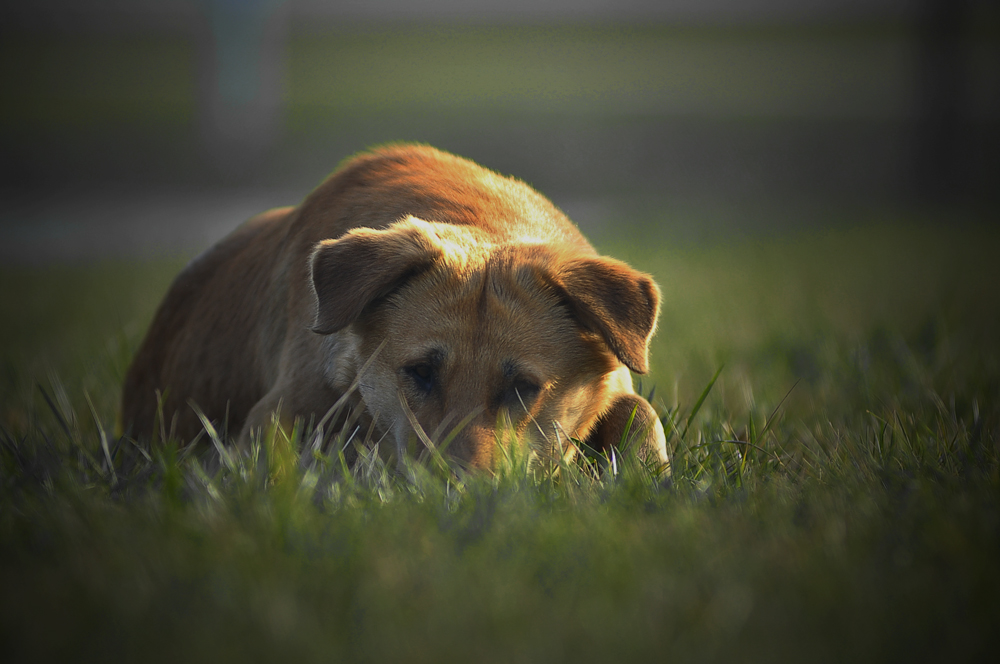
[167,206,292,303]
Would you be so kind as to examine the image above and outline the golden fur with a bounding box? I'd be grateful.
[122,145,668,471]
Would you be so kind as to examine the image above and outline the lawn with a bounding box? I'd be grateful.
[1,217,999,662]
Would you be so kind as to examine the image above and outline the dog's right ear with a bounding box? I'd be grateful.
[310,219,443,334]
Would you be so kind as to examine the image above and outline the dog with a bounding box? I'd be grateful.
[122,144,668,471]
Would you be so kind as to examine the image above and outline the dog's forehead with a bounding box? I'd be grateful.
[381,251,583,367]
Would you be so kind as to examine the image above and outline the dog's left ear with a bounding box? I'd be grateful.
[310,219,443,334]
[553,257,660,374]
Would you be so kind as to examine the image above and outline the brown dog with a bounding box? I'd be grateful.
[122,144,667,471]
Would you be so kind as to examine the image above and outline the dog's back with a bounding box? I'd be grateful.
[291,145,593,255]
[121,206,293,441]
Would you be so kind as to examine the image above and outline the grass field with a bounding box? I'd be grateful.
[1,218,999,662]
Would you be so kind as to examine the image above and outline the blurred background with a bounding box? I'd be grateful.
[1,0,997,262]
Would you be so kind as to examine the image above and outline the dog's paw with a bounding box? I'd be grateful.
[585,393,669,474]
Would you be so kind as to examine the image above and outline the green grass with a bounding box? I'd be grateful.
[2,221,999,662]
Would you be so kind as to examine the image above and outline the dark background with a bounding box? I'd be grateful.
[1,0,997,262]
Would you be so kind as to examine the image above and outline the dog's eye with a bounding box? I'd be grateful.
[506,379,540,408]
[405,363,436,394]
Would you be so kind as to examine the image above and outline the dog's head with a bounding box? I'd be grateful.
[310,217,660,470]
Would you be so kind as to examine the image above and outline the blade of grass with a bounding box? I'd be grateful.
[318,339,387,431]
[84,390,117,486]
[38,384,72,440]
[680,365,724,440]
[618,404,639,451]
[397,389,456,482]
[436,405,485,457]
[756,379,799,443]
[188,400,238,473]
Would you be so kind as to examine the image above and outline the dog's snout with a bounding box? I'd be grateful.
[448,422,496,469]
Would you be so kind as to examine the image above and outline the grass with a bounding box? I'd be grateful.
[1,220,999,662]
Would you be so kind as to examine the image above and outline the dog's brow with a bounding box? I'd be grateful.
[501,360,542,386]
[413,347,446,366]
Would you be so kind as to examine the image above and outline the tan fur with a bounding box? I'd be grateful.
[122,145,668,471]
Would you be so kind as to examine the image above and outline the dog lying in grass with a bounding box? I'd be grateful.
[122,144,668,471]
